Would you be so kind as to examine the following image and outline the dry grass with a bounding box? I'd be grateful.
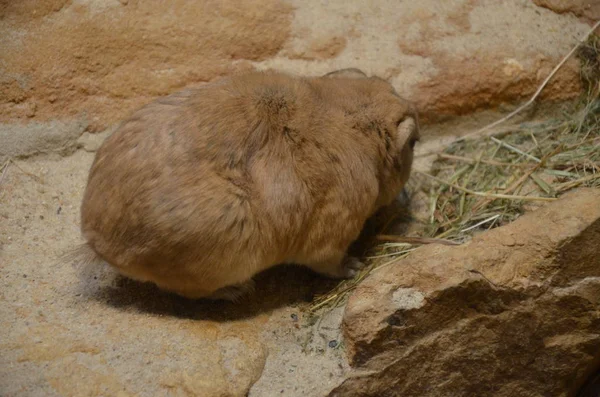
[306,35,600,317]
[422,100,599,242]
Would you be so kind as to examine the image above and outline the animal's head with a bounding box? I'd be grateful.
[322,69,420,208]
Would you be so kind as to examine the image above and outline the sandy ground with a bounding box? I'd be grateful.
[0,149,354,396]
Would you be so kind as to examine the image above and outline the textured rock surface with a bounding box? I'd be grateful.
[259,0,590,121]
[0,0,292,132]
[533,0,600,23]
[335,189,600,397]
[0,0,592,137]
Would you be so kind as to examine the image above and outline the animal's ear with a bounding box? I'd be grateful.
[395,108,420,151]
[323,68,368,79]
[397,117,418,149]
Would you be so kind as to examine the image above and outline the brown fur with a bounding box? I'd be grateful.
[75,69,420,300]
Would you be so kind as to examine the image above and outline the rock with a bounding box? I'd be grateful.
[0,0,292,132]
[282,36,348,60]
[0,0,591,133]
[3,320,266,397]
[533,0,600,23]
[335,188,600,397]
[255,0,590,122]
[76,127,113,153]
[160,336,267,397]
[0,119,87,162]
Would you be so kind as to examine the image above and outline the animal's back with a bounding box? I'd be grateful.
[80,73,331,295]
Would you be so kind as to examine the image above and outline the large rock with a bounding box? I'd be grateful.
[0,0,591,134]
[0,0,292,132]
[335,188,600,397]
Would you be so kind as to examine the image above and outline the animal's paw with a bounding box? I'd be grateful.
[208,280,255,302]
[341,256,365,279]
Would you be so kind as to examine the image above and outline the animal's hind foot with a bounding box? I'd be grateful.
[340,256,365,278]
[207,280,256,302]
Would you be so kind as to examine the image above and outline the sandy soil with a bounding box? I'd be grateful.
[0,149,353,396]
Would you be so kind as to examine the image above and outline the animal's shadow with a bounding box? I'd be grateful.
[87,264,339,322]
[84,191,418,322]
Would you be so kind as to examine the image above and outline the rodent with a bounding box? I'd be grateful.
[72,68,420,301]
